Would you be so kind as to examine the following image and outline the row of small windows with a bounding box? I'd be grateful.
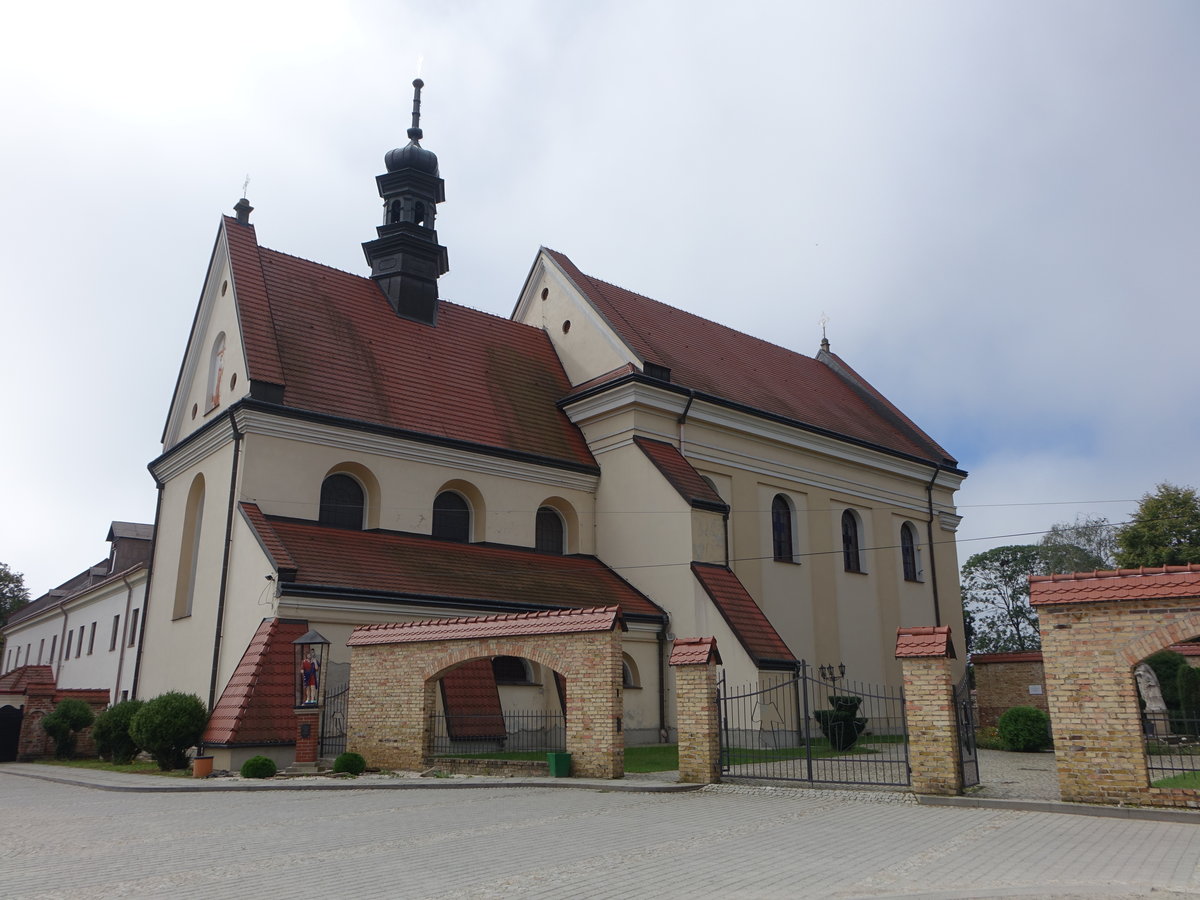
[771,494,923,581]
[320,473,569,554]
[2,610,139,673]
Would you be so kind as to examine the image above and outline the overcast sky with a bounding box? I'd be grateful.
[2,1,1196,597]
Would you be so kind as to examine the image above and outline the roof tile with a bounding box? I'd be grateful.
[669,637,721,667]
[895,625,955,659]
[970,650,1043,665]
[0,665,55,693]
[348,606,620,646]
[1030,565,1200,607]
[690,562,796,665]
[440,659,506,739]
[633,437,726,510]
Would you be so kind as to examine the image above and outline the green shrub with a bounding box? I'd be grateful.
[240,755,277,779]
[41,699,96,759]
[813,694,868,751]
[1176,666,1200,735]
[129,692,208,770]
[92,699,144,764]
[997,706,1051,752]
[333,751,366,775]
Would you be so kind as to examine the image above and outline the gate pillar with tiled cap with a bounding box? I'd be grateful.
[670,637,721,784]
[347,606,625,778]
[896,625,961,795]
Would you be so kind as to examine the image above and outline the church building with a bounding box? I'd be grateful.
[133,80,967,769]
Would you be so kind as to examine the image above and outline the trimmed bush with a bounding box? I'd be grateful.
[333,751,366,775]
[129,692,208,771]
[240,755,277,779]
[41,699,96,759]
[93,699,145,764]
[997,706,1051,752]
[813,694,868,751]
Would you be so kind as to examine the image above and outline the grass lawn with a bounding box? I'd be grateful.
[435,744,680,772]
[1152,770,1200,789]
[35,758,192,778]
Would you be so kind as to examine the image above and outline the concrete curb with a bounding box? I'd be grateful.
[0,767,704,795]
[917,792,1200,824]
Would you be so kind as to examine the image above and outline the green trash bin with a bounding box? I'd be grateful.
[547,752,572,777]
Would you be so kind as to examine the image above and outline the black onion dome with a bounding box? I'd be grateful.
[385,128,439,175]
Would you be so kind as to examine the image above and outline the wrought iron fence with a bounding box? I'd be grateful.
[320,682,349,759]
[1143,712,1200,786]
[954,671,980,788]
[429,709,566,757]
[719,663,909,787]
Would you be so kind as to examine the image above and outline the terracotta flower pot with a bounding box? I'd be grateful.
[192,756,214,778]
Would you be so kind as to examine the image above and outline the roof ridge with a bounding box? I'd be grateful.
[1030,563,1200,584]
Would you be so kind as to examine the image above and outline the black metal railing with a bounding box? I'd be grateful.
[1144,712,1200,786]
[954,671,980,788]
[320,683,349,759]
[429,709,566,757]
[719,662,909,787]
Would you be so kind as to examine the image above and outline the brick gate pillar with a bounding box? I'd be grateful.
[896,626,961,796]
[670,637,721,785]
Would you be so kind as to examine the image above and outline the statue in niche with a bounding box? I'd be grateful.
[301,648,321,706]
[1135,662,1171,737]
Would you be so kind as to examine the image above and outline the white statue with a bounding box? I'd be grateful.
[1135,663,1167,713]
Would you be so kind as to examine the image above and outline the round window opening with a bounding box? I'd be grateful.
[191,403,198,420]
[540,287,549,300]
[229,373,237,391]
[221,280,228,296]
[562,320,571,334]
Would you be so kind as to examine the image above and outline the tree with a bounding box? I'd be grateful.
[129,692,208,770]
[1115,483,1200,568]
[1041,514,1117,570]
[41,699,95,759]
[961,542,1106,654]
[0,562,30,628]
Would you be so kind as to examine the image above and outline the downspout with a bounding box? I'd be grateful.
[208,420,243,711]
[131,478,165,699]
[113,573,135,703]
[657,619,670,743]
[56,603,70,681]
[925,464,944,628]
[676,389,695,452]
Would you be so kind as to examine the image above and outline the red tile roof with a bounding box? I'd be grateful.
[1029,564,1200,607]
[970,650,1043,665]
[239,503,298,574]
[203,618,309,746]
[546,249,957,468]
[633,437,727,510]
[260,515,664,619]
[348,606,621,646]
[895,625,955,659]
[440,659,506,740]
[669,637,721,667]
[225,219,595,470]
[1172,643,1200,658]
[690,563,796,666]
[0,665,55,693]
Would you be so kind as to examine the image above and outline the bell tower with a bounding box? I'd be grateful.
[362,78,450,324]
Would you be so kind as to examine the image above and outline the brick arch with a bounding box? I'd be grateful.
[346,608,625,779]
[1119,613,1200,666]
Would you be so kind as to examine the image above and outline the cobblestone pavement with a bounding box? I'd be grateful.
[4,767,1200,899]
[973,749,1061,801]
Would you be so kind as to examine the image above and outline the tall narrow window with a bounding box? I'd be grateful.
[319,474,365,529]
[536,507,565,554]
[64,631,73,661]
[127,609,140,647]
[207,332,226,410]
[772,494,795,562]
[49,634,57,664]
[901,522,921,582]
[38,639,44,665]
[87,623,96,655]
[174,474,205,619]
[110,615,120,651]
[432,492,471,542]
[842,509,863,573]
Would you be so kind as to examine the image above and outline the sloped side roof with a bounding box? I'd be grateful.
[895,625,955,659]
[0,665,55,693]
[547,249,956,467]
[239,503,298,573]
[6,563,144,628]
[225,219,594,470]
[633,437,727,511]
[440,658,505,740]
[107,522,154,541]
[1030,564,1200,607]
[690,563,796,666]
[203,618,309,746]
[349,606,621,646]
[265,516,664,619]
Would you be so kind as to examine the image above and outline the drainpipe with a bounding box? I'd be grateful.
[925,464,944,628]
[131,478,165,699]
[56,603,70,681]
[676,389,695,452]
[657,619,670,743]
[208,421,243,711]
[113,573,135,703]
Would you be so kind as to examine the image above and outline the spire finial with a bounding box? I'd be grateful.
[408,78,424,142]
[818,311,831,353]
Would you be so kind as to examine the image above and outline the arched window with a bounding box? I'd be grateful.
[536,506,565,554]
[901,522,921,582]
[174,474,205,618]
[207,333,226,410]
[622,654,641,689]
[432,491,471,542]
[772,494,795,562]
[492,656,535,684]
[319,474,365,530]
[842,509,863,573]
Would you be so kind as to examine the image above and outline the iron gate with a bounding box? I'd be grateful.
[954,671,980,788]
[718,662,909,787]
[320,683,349,759]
